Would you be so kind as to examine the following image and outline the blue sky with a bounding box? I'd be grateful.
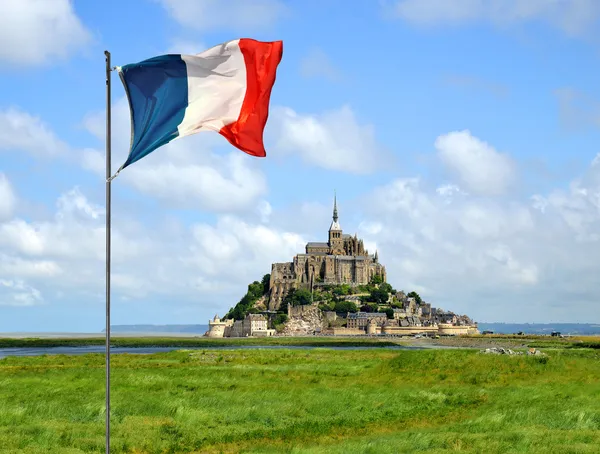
[2,0,600,331]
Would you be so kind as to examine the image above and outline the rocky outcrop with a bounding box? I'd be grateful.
[253,295,268,311]
[280,304,325,336]
[480,347,546,356]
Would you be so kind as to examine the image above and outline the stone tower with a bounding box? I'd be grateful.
[328,193,344,255]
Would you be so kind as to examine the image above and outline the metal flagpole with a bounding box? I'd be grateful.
[104,50,112,454]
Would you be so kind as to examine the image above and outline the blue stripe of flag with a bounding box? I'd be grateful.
[118,55,188,170]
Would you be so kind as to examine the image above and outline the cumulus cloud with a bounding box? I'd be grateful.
[186,216,306,280]
[0,173,16,220]
[0,279,43,307]
[300,48,340,82]
[0,0,91,66]
[271,105,388,174]
[0,108,69,157]
[355,148,600,322]
[0,185,306,318]
[256,200,273,223]
[392,0,600,37]
[0,188,125,262]
[158,0,287,31]
[166,39,207,55]
[0,254,62,278]
[435,130,516,196]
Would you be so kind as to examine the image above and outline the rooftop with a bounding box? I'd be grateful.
[335,255,370,260]
[348,312,387,319]
[306,242,329,248]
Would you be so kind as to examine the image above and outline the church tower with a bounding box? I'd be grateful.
[328,193,344,255]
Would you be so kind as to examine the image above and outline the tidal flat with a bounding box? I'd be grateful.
[0,345,599,453]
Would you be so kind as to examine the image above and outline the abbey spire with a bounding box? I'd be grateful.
[329,191,341,231]
[333,192,338,222]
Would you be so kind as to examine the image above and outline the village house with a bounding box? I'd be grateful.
[347,312,387,329]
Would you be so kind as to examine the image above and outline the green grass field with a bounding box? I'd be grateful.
[1,334,598,350]
[0,336,399,349]
[1,345,599,453]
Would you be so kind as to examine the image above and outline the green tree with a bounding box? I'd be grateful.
[261,274,271,294]
[282,288,296,307]
[360,303,379,313]
[334,300,358,313]
[380,282,393,294]
[283,288,313,307]
[407,291,422,305]
[247,281,264,300]
[295,288,313,306]
[224,276,271,320]
[369,288,389,306]
[384,308,395,319]
[319,302,335,312]
[273,313,288,326]
[230,305,245,321]
[370,274,384,285]
[332,284,352,296]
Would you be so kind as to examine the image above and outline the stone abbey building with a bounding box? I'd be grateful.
[268,196,387,310]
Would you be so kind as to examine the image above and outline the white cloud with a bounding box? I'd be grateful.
[158,0,287,31]
[392,0,600,37]
[0,279,43,307]
[187,216,306,280]
[356,149,600,322]
[435,130,516,196]
[436,183,468,203]
[0,188,111,261]
[166,39,207,55]
[271,105,387,174]
[117,152,268,212]
[0,108,69,157]
[0,254,62,278]
[80,148,104,175]
[0,188,153,272]
[358,221,383,236]
[300,48,340,82]
[82,98,268,213]
[0,185,306,315]
[0,0,91,66]
[257,200,273,223]
[0,173,16,220]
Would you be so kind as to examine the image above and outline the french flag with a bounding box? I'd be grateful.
[114,38,283,175]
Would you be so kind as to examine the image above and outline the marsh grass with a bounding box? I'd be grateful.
[0,336,398,349]
[2,334,599,350]
[1,348,599,453]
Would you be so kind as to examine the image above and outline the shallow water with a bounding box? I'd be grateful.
[0,344,420,359]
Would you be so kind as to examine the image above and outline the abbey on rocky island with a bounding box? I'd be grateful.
[268,195,387,310]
